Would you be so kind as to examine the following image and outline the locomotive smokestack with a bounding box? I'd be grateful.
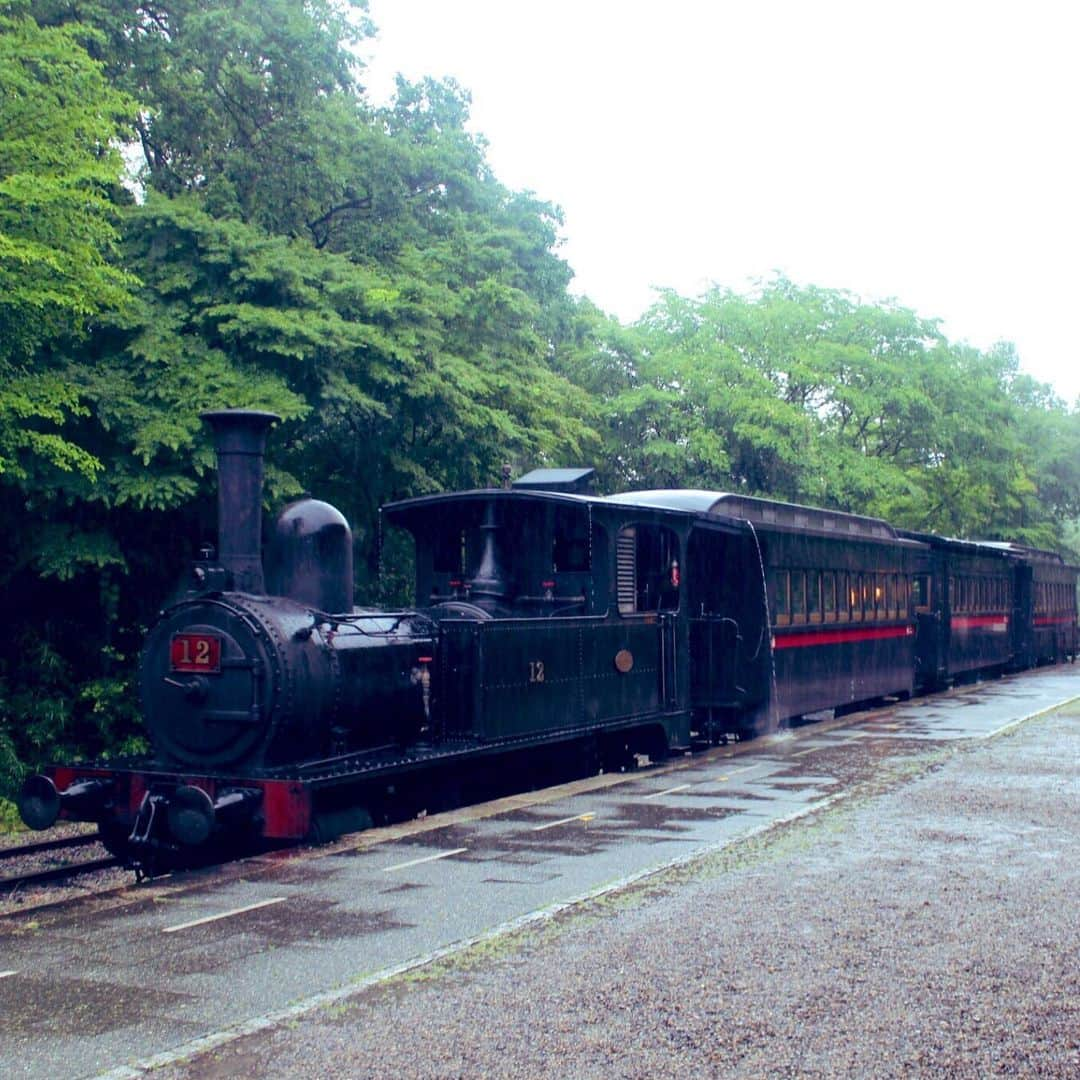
[201,409,281,594]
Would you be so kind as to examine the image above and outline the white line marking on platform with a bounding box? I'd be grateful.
[0,970,16,979]
[725,764,764,778]
[792,746,818,757]
[531,813,595,832]
[643,783,691,800]
[162,897,287,934]
[382,848,467,872]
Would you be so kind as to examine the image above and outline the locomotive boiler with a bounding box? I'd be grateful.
[140,411,435,771]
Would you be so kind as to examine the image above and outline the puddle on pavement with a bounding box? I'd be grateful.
[0,974,196,1037]
[156,897,411,977]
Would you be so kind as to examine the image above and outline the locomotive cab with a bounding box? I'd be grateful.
[390,490,610,619]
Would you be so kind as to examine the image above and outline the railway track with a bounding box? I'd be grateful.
[0,833,119,893]
[0,833,99,860]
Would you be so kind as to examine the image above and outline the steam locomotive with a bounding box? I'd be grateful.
[18,410,1079,868]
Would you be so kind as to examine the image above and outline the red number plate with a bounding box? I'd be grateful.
[170,633,222,673]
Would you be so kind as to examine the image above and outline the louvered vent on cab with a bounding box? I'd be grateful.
[617,528,637,613]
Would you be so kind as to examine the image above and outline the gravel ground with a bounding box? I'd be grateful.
[156,700,1080,1080]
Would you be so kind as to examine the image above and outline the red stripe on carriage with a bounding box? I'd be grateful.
[1034,615,1077,627]
[772,624,914,649]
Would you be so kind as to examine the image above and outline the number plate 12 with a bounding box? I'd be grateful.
[170,633,222,673]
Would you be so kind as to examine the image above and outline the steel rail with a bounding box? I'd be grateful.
[0,833,100,861]
[0,856,119,892]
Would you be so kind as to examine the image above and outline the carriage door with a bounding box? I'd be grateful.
[911,556,945,687]
[687,527,742,708]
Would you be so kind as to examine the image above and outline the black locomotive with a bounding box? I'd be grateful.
[18,410,1079,866]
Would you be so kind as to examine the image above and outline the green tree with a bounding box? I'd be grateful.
[0,4,137,481]
[600,277,1080,548]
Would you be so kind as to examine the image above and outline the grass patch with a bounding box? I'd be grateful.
[0,797,25,835]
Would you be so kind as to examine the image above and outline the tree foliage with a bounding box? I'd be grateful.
[0,4,137,481]
[594,279,1080,551]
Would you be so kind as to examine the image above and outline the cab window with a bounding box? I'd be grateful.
[553,506,591,572]
[616,524,680,614]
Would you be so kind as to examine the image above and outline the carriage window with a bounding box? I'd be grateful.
[616,524,679,614]
[851,575,864,622]
[886,574,896,619]
[791,571,807,624]
[911,578,928,613]
[808,571,822,623]
[875,574,886,620]
[823,572,836,622]
[771,570,791,626]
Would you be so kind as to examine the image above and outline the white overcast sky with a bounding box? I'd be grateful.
[361,0,1080,404]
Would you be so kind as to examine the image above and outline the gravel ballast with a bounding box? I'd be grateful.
[159,703,1080,1079]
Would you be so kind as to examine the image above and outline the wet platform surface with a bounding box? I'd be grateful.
[2,666,1078,1079]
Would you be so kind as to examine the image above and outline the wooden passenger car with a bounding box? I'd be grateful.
[616,493,924,729]
[900,532,1016,689]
